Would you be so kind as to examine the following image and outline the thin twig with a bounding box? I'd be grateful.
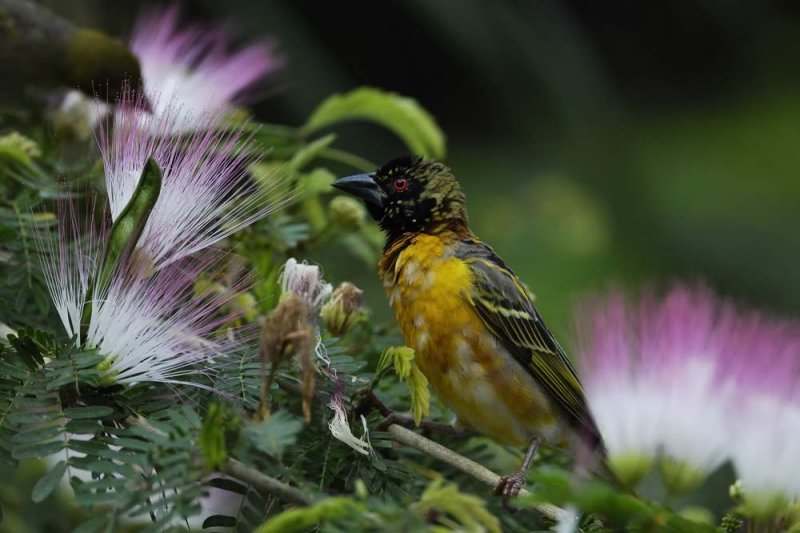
[386,424,574,523]
[125,416,311,507]
[225,458,311,507]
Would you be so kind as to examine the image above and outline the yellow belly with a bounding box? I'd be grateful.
[382,234,564,447]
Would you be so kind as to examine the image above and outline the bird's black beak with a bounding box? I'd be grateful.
[332,173,385,215]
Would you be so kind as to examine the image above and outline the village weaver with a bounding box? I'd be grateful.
[333,156,603,502]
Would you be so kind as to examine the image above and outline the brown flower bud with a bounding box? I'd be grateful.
[320,282,363,336]
[258,295,316,421]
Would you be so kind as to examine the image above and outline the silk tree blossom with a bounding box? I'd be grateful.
[578,284,800,505]
[279,258,333,312]
[87,253,244,385]
[724,318,800,516]
[130,5,280,134]
[37,198,107,339]
[37,199,245,388]
[99,94,288,269]
[576,286,736,490]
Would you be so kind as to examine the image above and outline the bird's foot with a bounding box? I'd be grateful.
[357,388,466,436]
[493,470,527,512]
[375,411,415,431]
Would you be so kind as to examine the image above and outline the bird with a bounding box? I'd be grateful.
[333,156,603,502]
[0,0,145,105]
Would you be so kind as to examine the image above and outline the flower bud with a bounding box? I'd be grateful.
[607,452,652,488]
[729,479,744,501]
[660,457,706,494]
[51,91,108,140]
[329,195,366,231]
[279,258,332,311]
[0,131,42,160]
[321,282,363,336]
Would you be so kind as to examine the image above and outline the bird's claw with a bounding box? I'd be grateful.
[493,471,527,512]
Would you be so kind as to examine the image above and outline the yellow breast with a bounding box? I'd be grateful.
[380,233,563,447]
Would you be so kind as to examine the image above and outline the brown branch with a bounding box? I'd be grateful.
[125,415,311,507]
[386,424,575,524]
[225,458,311,507]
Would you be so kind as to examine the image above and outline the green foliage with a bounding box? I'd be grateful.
[378,347,430,425]
[304,87,447,159]
[243,410,304,458]
[255,496,364,533]
[412,478,501,533]
[199,402,237,471]
[0,78,772,533]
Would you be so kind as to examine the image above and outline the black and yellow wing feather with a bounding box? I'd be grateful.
[455,238,600,442]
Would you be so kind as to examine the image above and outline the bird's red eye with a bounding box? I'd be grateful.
[392,177,409,192]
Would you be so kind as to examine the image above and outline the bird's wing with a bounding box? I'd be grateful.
[456,239,594,434]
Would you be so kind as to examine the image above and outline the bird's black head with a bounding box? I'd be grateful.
[332,156,467,241]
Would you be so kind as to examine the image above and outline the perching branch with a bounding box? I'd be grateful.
[355,387,573,523]
[385,423,574,523]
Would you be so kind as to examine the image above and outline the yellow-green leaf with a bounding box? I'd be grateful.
[412,478,501,533]
[256,497,363,533]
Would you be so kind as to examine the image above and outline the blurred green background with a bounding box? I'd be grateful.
[43,0,800,338]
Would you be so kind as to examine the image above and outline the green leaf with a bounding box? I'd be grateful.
[7,410,61,425]
[288,134,336,172]
[79,460,136,477]
[64,420,102,434]
[304,87,446,158]
[11,424,64,444]
[71,514,114,533]
[63,406,115,419]
[255,497,363,533]
[303,167,337,195]
[74,491,120,507]
[31,459,67,502]
[12,440,64,459]
[411,479,500,533]
[245,410,303,457]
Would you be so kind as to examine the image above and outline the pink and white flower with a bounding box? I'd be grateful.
[576,286,737,489]
[130,5,280,134]
[577,284,800,507]
[99,92,288,269]
[37,199,244,387]
[724,317,800,515]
